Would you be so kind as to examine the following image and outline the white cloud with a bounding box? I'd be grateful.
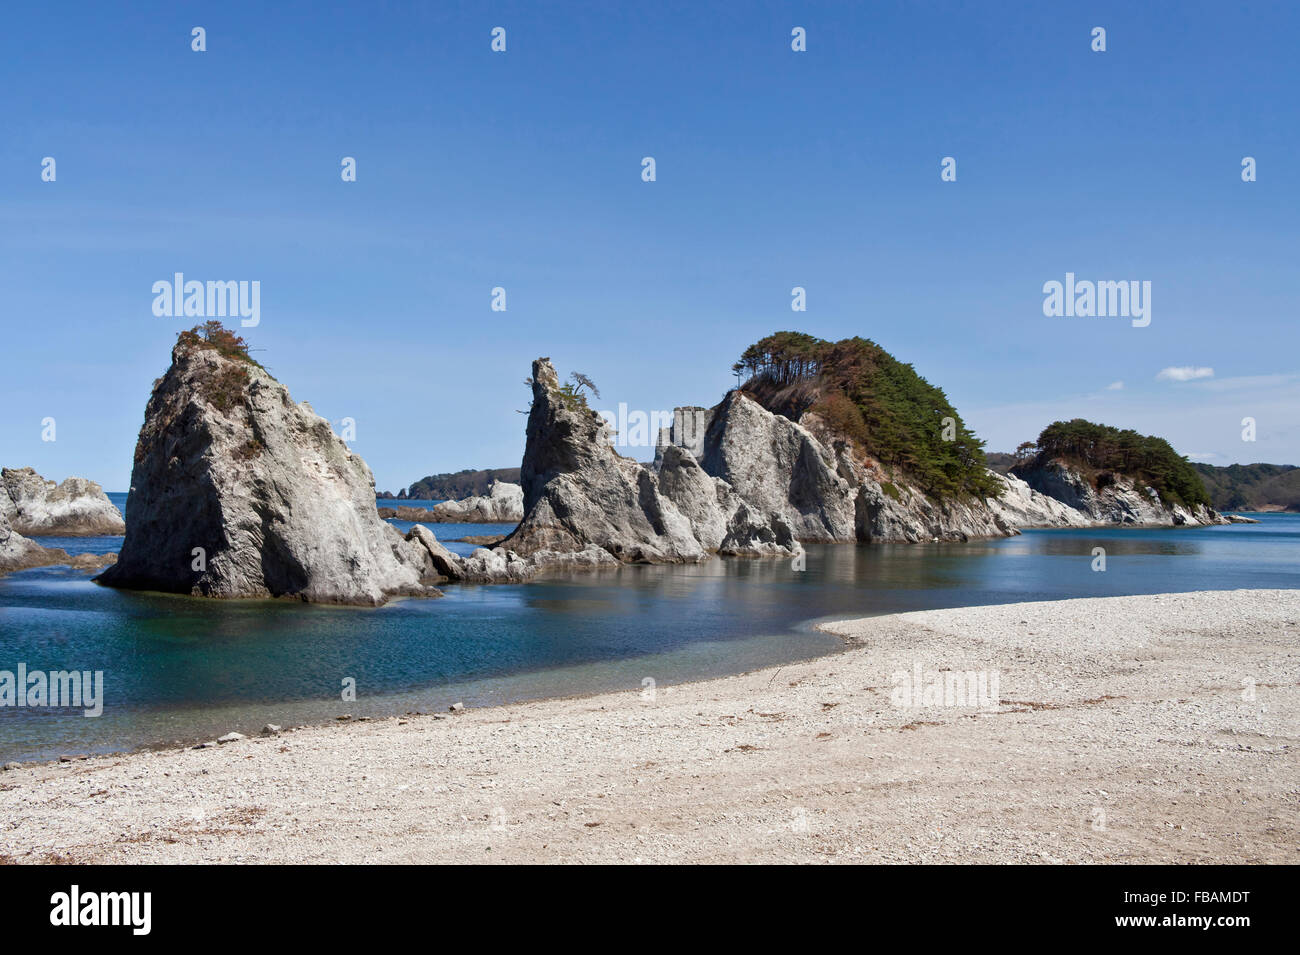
[1105,380,1124,390]
[1156,366,1214,382]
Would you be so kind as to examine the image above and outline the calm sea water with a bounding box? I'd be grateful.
[1,493,1296,763]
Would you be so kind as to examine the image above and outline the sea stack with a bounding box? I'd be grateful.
[502,358,708,562]
[501,358,801,563]
[98,324,439,605]
[655,393,1018,543]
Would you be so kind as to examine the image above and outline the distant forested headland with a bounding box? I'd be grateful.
[388,468,522,500]
[988,451,1299,513]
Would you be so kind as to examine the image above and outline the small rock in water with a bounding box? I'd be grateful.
[336,714,352,721]
[261,724,282,736]
[216,732,245,743]
[449,702,465,713]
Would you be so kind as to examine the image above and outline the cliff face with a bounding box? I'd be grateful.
[504,359,708,562]
[655,443,801,557]
[983,471,1096,529]
[98,337,439,605]
[662,392,1020,543]
[655,394,1224,540]
[1014,460,1225,526]
[1,467,124,536]
[699,394,860,540]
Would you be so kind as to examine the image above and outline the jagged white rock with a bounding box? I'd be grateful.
[656,444,803,557]
[983,471,1097,529]
[668,392,1015,543]
[0,508,43,573]
[1013,461,1225,526]
[503,358,712,563]
[1,467,124,537]
[98,337,440,605]
[428,481,524,523]
[655,391,1223,540]
[403,522,616,583]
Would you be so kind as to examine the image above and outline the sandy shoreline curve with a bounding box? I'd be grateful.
[1,588,1296,864]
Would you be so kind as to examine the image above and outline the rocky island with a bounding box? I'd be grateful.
[1,467,124,536]
[388,335,1226,585]
[500,357,801,562]
[403,467,522,501]
[97,323,442,605]
[0,467,121,578]
[380,481,525,524]
[1008,419,1225,526]
[82,324,1226,600]
[646,333,1189,544]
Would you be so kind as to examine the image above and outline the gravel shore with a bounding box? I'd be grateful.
[2,589,1296,864]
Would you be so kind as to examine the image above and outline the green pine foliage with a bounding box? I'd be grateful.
[1192,462,1300,511]
[1017,418,1211,509]
[733,332,1000,500]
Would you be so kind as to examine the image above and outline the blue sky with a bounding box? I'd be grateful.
[2,1,1296,492]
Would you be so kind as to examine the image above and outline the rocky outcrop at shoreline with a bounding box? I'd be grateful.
[501,359,801,564]
[1012,460,1226,526]
[380,483,525,524]
[98,328,441,605]
[1,508,47,574]
[428,481,524,523]
[79,337,1233,598]
[656,393,1020,543]
[1,467,124,537]
[653,396,1223,539]
[983,471,1096,529]
[403,467,522,501]
[403,523,615,584]
[0,507,116,577]
[502,359,710,562]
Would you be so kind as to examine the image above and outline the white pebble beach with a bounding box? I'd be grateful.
[1,589,1296,864]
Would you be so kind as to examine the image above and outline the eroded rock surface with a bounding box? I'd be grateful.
[502,359,712,563]
[98,335,439,605]
[427,481,524,523]
[654,391,1222,541]
[983,471,1096,529]
[0,508,116,577]
[1,467,124,537]
[1014,461,1225,526]
[666,392,1014,543]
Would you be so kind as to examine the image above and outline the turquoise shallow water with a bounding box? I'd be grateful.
[1,497,1297,763]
